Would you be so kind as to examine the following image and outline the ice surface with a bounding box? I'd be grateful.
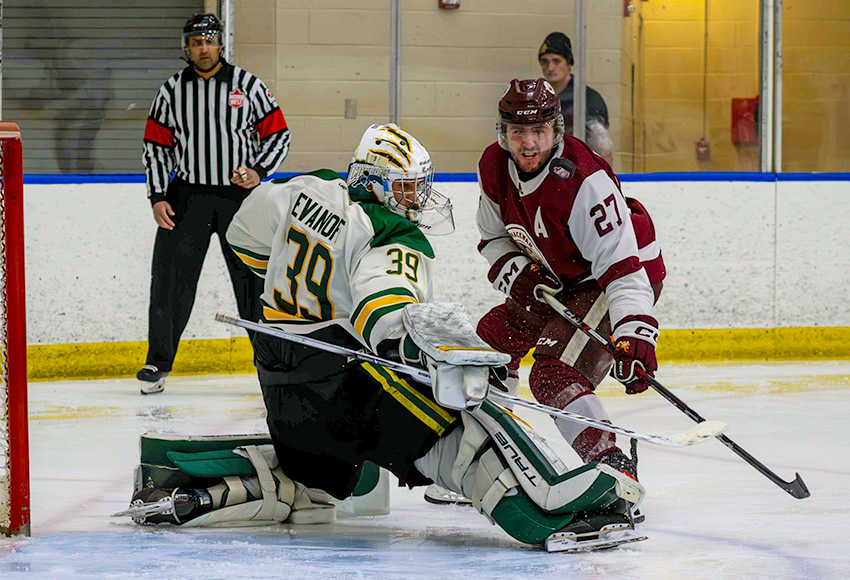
[1,362,849,579]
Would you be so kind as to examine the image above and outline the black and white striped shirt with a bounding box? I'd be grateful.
[143,60,290,202]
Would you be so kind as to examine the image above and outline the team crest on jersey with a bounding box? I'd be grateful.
[229,89,244,108]
[348,174,383,202]
[266,88,277,104]
[550,157,575,180]
[505,224,555,272]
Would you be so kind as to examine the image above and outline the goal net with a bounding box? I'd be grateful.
[0,122,28,537]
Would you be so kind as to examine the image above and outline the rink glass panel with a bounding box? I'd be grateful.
[780,0,850,172]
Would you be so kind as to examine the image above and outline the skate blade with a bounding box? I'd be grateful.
[545,526,647,553]
[423,493,473,506]
[111,497,174,519]
[423,488,473,506]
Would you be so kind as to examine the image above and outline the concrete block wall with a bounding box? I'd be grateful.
[637,0,760,172]
[232,0,631,174]
[211,1,850,174]
[632,0,850,173]
[782,0,850,172]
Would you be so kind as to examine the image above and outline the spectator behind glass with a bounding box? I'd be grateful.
[538,32,614,165]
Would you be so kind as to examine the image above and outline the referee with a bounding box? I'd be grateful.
[138,13,290,394]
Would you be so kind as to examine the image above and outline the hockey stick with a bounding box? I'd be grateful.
[215,313,725,448]
[539,292,811,500]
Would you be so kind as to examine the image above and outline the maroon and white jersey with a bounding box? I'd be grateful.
[476,136,666,327]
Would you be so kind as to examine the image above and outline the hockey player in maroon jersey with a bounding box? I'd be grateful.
[475,78,666,478]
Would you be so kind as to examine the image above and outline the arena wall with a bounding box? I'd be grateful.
[23,175,850,380]
[232,1,850,176]
[233,0,630,174]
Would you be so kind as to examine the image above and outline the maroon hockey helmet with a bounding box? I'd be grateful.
[498,78,561,124]
[497,78,565,154]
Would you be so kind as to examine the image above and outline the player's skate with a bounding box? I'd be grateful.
[423,484,472,506]
[544,511,647,553]
[595,448,645,524]
[596,448,638,479]
[137,364,169,395]
[113,487,213,525]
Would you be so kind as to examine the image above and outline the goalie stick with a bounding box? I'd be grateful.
[538,292,811,500]
[215,314,726,448]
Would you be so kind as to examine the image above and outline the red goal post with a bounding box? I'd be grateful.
[0,122,29,537]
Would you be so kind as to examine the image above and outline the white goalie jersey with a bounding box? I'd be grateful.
[226,169,435,351]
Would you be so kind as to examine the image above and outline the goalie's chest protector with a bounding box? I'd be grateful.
[479,143,592,282]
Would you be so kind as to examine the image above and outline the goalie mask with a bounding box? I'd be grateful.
[347,124,454,235]
[182,13,224,73]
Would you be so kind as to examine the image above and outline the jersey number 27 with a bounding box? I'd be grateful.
[590,193,623,237]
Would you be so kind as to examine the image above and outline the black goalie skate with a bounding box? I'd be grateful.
[112,488,213,525]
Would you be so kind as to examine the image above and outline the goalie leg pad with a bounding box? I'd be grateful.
[182,444,309,527]
[134,434,389,522]
[413,410,644,546]
[129,444,336,527]
[470,401,644,512]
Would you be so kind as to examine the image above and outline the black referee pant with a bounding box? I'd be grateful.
[145,177,261,373]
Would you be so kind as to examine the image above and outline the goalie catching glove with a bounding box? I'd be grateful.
[402,303,510,410]
[611,315,659,395]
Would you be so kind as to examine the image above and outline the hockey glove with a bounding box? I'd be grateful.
[377,334,425,368]
[426,357,491,410]
[509,263,562,316]
[610,315,659,395]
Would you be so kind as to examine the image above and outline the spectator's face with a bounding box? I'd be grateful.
[506,123,556,172]
[187,36,222,70]
[539,54,571,86]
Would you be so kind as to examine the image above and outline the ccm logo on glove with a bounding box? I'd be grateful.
[611,315,659,395]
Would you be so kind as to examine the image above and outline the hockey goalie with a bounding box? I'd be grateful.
[115,124,646,552]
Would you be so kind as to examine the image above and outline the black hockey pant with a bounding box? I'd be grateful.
[252,326,461,499]
[145,177,262,372]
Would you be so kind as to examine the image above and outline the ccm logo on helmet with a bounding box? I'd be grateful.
[516,109,539,115]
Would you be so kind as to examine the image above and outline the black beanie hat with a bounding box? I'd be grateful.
[538,32,574,65]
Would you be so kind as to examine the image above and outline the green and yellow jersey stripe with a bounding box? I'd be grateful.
[361,362,456,435]
[351,287,417,345]
[230,244,270,276]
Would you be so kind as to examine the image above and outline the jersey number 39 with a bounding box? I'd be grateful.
[273,226,334,321]
[385,248,419,282]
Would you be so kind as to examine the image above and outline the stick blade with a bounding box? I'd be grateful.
[785,473,811,499]
[671,420,727,446]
